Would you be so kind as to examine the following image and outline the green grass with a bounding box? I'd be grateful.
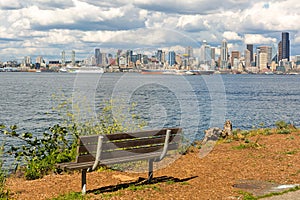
[50,192,87,200]
[238,186,300,199]
[258,185,300,198]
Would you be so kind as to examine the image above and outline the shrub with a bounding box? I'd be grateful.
[0,98,146,180]
[1,124,77,180]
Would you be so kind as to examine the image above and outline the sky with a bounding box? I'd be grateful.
[0,0,300,62]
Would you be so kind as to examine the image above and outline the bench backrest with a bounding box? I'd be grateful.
[76,127,182,163]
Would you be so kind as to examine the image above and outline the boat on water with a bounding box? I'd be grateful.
[74,66,104,74]
[141,69,214,75]
[60,66,104,74]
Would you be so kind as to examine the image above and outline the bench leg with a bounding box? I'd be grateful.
[82,169,87,195]
[148,159,154,183]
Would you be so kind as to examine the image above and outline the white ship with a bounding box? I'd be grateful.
[60,66,104,74]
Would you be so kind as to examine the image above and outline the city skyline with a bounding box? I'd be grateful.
[0,1,300,61]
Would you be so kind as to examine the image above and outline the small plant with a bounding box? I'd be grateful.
[0,124,77,180]
[275,121,288,130]
[232,137,263,150]
[274,120,296,134]
[0,143,8,199]
[51,192,86,200]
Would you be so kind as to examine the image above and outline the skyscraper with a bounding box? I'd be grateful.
[257,46,272,64]
[61,50,65,65]
[95,48,101,65]
[281,32,290,61]
[246,44,254,62]
[71,50,75,66]
[168,51,176,66]
[221,39,228,69]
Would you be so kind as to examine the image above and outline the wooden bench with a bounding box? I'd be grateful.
[57,127,182,194]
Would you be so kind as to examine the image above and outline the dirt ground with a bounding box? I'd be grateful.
[6,131,300,200]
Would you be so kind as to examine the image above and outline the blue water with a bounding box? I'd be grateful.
[1,73,300,138]
[1,72,300,168]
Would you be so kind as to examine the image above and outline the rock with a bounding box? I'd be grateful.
[221,120,233,138]
[202,127,222,143]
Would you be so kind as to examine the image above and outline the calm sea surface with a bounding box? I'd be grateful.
[1,72,300,142]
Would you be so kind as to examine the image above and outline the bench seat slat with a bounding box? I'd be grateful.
[78,134,181,153]
[76,142,179,162]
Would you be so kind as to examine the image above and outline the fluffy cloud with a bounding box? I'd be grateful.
[223,31,243,41]
[0,0,22,9]
[0,0,299,61]
[244,34,277,44]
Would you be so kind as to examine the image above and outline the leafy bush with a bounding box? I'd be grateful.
[0,124,77,180]
[0,144,8,198]
[275,121,288,130]
[0,98,146,180]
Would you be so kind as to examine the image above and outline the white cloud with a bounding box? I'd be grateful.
[223,31,243,41]
[244,34,277,44]
[0,0,300,61]
[0,0,21,9]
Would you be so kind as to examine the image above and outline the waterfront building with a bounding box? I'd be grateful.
[61,50,65,65]
[185,46,194,58]
[257,46,272,65]
[281,32,290,61]
[258,52,268,70]
[278,41,282,61]
[101,53,108,66]
[295,55,300,69]
[95,48,101,65]
[24,56,31,67]
[200,40,212,66]
[168,51,176,66]
[244,49,251,68]
[221,39,228,69]
[246,44,254,62]
[157,50,163,64]
[211,47,216,61]
[71,50,75,66]
[231,51,240,69]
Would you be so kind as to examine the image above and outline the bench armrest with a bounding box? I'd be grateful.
[91,135,104,171]
[157,129,171,161]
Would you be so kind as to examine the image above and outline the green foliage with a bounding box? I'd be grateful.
[232,137,263,150]
[0,96,146,180]
[0,144,8,199]
[275,121,288,130]
[0,124,77,180]
[274,120,296,134]
[51,192,87,200]
[238,191,257,200]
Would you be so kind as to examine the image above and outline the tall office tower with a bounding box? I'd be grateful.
[61,50,65,65]
[168,51,176,66]
[257,46,272,64]
[95,48,101,65]
[281,32,290,61]
[211,47,216,61]
[36,56,43,64]
[258,52,268,70]
[244,49,251,68]
[25,56,31,66]
[231,51,240,68]
[200,40,212,65]
[157,50,163,63]
[246,44,254,62]
[278,41,282,61]
[101,53,107,66]
[185,46,193,58]
[221,39,228,69]
[71,50,75,66]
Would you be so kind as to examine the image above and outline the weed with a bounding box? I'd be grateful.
[51,192,86,200]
